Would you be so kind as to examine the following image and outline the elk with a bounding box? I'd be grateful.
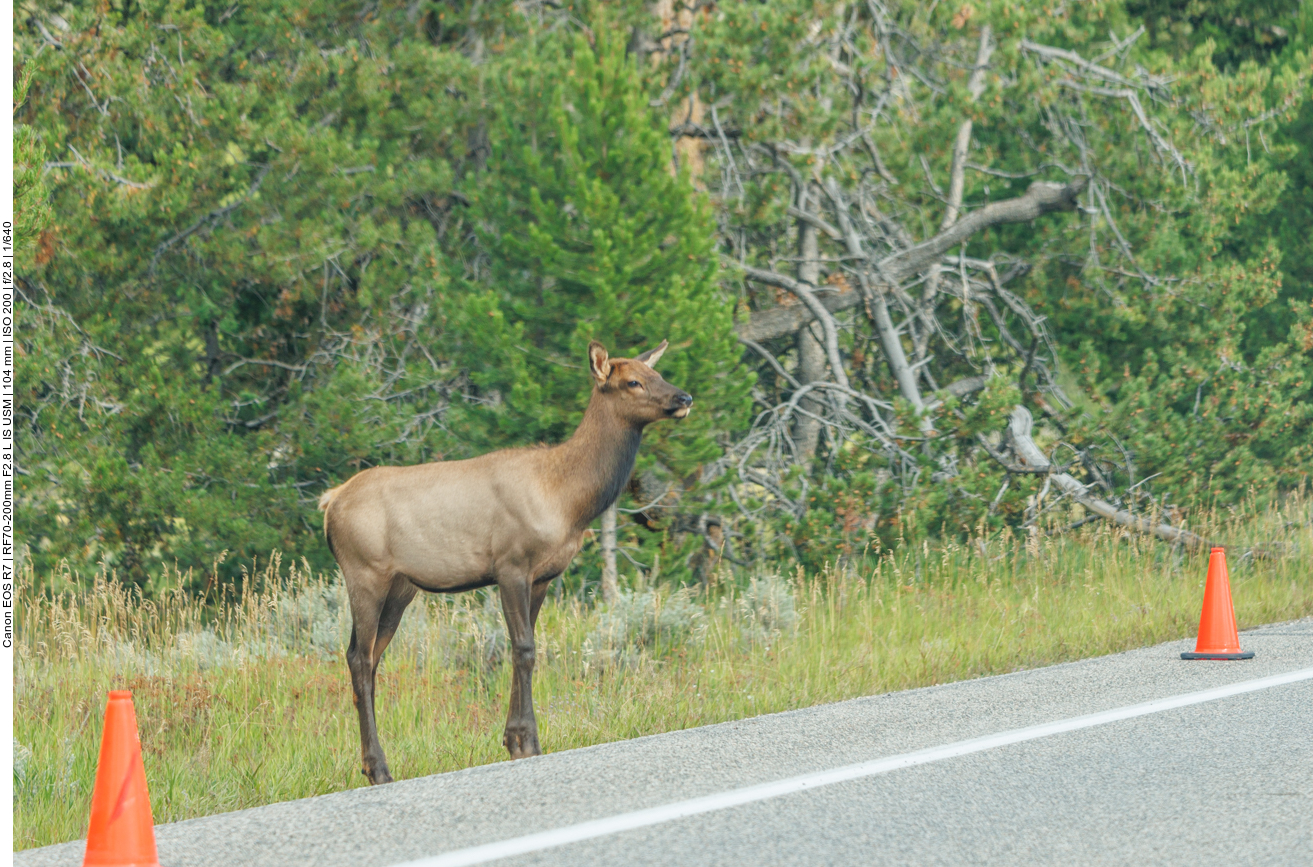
[318,340,692,784]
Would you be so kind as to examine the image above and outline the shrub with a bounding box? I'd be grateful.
[586,587,706,670]
[731,574,800,645]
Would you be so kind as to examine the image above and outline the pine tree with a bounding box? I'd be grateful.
[13,68,51,241]
[13,0,496,585]
[452,24,752,493]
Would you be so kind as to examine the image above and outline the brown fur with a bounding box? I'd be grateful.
[320,340,691,784]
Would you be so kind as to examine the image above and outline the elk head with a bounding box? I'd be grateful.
[588,340,693,427]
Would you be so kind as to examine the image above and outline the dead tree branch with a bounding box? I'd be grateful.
[739,264,850,390]
[737,177,1089,344]
[822,176,925,413]
[151,166,271,273]
[1007,406,1218,549]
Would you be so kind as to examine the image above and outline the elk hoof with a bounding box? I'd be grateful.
[362,761,393,785]
[503,728,541,759]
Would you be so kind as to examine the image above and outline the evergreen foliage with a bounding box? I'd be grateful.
[15,0,489,584]
[449,24,752,584]
[13,67,51,241]
[12,0,1313,590]
[452,25,751,469]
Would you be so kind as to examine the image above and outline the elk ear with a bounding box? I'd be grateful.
[588,341,612,386]
[635,339,668,369]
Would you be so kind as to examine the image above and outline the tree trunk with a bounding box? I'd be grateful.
[822,177,924,414]
[600,501,619,604]
[652,0,704,182]
[792,216,826,461]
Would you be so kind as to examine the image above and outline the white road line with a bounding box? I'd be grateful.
[393,667,1313,867]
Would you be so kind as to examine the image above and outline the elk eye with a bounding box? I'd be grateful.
[627,380,641,388]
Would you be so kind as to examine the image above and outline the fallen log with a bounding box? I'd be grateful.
[1006,406,1222,551]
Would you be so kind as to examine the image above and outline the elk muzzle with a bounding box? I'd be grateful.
[668,391,693,419]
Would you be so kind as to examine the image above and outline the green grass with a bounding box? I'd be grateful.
[14,495,1313,850]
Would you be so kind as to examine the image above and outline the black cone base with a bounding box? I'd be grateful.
[1181,650,1255,660]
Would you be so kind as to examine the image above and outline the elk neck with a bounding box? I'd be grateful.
[548,390,645,530]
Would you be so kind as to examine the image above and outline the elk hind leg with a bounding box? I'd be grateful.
[346,574,415,785]
[374,580,418,661]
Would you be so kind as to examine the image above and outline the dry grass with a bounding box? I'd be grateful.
[14,494,1313,850]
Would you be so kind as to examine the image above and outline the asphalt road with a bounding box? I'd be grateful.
[18,619,1313,867]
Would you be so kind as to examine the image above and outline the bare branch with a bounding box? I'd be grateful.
[1020,39,1170,92]
[648,38,688,108]
[735,282,859,344]
[151,166,271,273]
[1020,40,1188,180]
[924,374,989,410]
[739,265,849,390]
[73,63,109,116]
[221,356,308,377]
[940,26,993,230]
[741,338,803,390]
[786,206,844,242]
[967,25,993,101]
[941,121,973,231]
[822,177,923,412]
[1007,407,1218,549]
[882,178,1089,281]
[66,145,155,190]
[738,178,1089,343]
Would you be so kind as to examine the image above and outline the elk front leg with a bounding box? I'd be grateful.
[498,578,550,759]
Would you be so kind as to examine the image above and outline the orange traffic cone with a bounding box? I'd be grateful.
[83,691,162,867]
[1181,547,1254,660]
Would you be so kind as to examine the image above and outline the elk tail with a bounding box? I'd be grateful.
[318,485,343,559]
[317,486,341,513]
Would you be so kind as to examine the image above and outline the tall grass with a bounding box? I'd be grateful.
[14,494,1313,850]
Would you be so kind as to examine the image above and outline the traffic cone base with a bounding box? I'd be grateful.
[83,691,162,867]
[1181,650,1254,660]
[1182,547,1253,662]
